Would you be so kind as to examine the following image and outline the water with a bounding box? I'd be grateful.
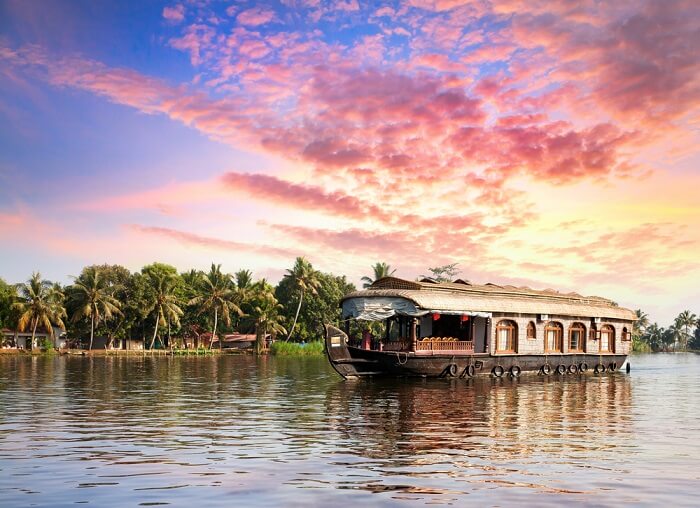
[0,353,699,507]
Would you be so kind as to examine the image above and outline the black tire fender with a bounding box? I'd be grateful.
[541,364,552,375]
[568,364,578,374]
[556,364,567,375]
[461,364,476,378]
[579,362,589,373]
[595,363,606,374]
[492,365,504,377]
[509,365,521,377]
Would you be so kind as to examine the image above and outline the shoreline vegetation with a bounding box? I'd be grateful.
[2,260,698,357]
[0,258,350,356]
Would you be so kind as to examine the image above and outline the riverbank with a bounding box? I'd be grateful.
[0,348,236,356]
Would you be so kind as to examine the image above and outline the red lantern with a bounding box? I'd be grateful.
[461,314,470,322]
[432,313,441,321]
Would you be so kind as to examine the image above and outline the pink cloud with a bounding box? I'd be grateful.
[334,0,360,12]
[237,7,278,27]
[162,4,185,23]
[220,171,391,221]
[128,225,296,258]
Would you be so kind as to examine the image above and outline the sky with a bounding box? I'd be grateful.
[0,0,699,325]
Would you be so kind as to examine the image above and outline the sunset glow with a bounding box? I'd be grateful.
[1,0,698,323]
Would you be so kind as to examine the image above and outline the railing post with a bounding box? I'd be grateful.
[410,318,417,352]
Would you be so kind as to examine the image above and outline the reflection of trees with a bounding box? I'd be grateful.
[324,375,633,464]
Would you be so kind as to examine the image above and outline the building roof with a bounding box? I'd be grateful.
[341,277,636,321]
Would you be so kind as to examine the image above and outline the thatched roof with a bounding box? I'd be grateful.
[342,277,636,321]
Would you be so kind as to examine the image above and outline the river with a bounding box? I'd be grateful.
[0,353,699,507]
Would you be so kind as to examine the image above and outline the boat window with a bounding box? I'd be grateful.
[545,321,563,353]
[600,324,615,352]
[496,320,517,353]
[526,321,536,340]
[569,322,586,352]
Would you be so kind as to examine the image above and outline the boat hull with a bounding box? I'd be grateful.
[325,325,628,379]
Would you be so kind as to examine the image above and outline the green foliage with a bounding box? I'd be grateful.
[13,272,65,343]
[188,263,243,350]
[142,264,184,349]
[281,257,322,341]
[242,279,286,353]
[66,265,122,349]
[270,340,324,356]
[39,337,54,351]
[689,327,700,351]
[276,267,355,342]
[0,277,18,329]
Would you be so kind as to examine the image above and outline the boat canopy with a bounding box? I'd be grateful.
[342,296,491,321]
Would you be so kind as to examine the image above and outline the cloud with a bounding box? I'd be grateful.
[162,4,185,23]
[128,225,296,258]
[237,7,278,27]
[220,171,391,221]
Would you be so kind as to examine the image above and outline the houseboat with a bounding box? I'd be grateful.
[325,277,635,378]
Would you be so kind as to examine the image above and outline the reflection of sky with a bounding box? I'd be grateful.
[1,1,699,324]
[1,354,699,505]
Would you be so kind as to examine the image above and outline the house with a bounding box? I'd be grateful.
[206,333,272,350]
[1,326,67,350]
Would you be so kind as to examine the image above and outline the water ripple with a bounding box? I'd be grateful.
[1,353,700,506]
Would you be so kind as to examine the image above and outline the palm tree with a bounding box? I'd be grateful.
[246,280,286,354]
[235,269,254,291]
[144,271,183,350]
[283,257,321,341]
[674,310,697,351]
[13,272,66,349]
[643,323,663,351]
[361,262,396,288]
[188,263,243,350]
[662,326,678,352]
[48,283,67,348]
[632,309,650,351]
[69,266,122,350]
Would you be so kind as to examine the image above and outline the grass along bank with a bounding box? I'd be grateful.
[270,341,324,356]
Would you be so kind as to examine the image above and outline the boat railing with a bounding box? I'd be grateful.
[417,338,474,352]
[382,341,409,351]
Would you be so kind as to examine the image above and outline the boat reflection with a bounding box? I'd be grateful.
[324,375,633,499]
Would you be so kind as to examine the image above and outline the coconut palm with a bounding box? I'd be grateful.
[188,263,243,350]
[144,271,183,350]
[361,262,396,288]
[643,323,663,351]
[69,266,122,350]
[246,280,286,354]
[283,257,321,341]
[14,272,66,349]
[662,325,679,351]
[235,269,254,291]
[634,309,649,334]
[674,310,697,351]
[632,309,650,350]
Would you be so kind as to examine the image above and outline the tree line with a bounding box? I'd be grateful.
[632,309,700,352]
[0,257,354,350]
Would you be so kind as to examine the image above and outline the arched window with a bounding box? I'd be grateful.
[600,324,615,353]
[527,321,536,340]
[545,322,563,353]
[622,327,631,341]
[496,320,517,352]
[569,322,586,352]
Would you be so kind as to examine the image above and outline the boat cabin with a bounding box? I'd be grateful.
[341,277,635,357]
